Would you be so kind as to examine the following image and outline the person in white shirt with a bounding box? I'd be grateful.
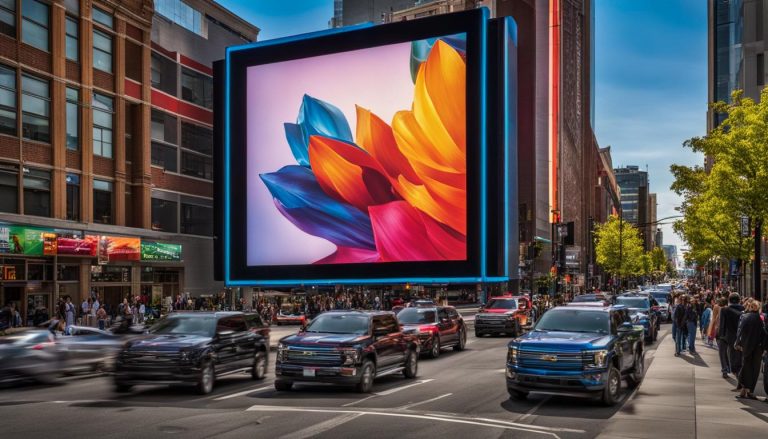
[81,299,89,316]
[91,298,100,315]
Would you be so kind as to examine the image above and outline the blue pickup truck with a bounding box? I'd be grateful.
[505,305,645,406]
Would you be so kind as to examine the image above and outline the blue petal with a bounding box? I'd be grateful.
[284,123,309,167]
[260,166,376,250]
[283,95,354,167]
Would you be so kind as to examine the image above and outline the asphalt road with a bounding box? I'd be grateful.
[0,325,669,439]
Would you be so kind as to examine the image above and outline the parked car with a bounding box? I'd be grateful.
[506,304,645,406]
[474,295,531,337]
[647,290,671,322]
[398,306,466,358]
[0,330,58,385]
[113,312,269,394]
[275,310,420,393]
[615,294,660,342]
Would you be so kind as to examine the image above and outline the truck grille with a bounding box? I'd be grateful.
[284,346,341,365]
[475,315,511,327]
[518,348,589,371]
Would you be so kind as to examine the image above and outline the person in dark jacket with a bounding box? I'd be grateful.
[719,293,744,377]
[714,297,731,377]
[685,298,699,354]
[673,295,689,356]
[734,299,767,399]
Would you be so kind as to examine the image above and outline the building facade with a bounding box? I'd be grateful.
[614,165,655,251]
[0,0,257,322]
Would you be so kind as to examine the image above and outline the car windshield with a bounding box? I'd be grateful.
[616,297,650,309]
[305,314,369,335]
[0,332,49,345]
[486,298,517,309]
[534,309,610,334]
[151,316,216,337]
[398,308,437,324]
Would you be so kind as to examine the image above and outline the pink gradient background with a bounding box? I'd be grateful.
[246,42,415,266]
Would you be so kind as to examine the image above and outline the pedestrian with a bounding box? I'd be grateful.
[64,296,75,334]
[735,299,767,400]
[719,292,744,380]
[685,297,699,354]
[96,305,107,331]
[673,296,688,356]
[700,302,711,341]
[708,298,724,348]
[671,296,681,350]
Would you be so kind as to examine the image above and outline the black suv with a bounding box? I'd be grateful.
[397,306,466,358]
[114,312,269,394]
[275,310,420,393]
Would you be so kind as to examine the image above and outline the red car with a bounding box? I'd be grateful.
[274,309,307,326]
[474,295,532,337]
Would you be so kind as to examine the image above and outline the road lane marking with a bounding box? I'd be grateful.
[513,396,550,423]
[214,385,273,401]
[245,405,584,437]
[398,393,452,410]
[342,379,434,407]
[277,412,364,439]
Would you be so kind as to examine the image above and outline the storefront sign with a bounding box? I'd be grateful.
[105,236,141,261]
[56,235,98,256]
[0,225,46,255]
[141,242,182,261]
[97,236,109,265]
[43,233,57,255]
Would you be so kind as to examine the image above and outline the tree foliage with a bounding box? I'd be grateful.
[594,215,645,277]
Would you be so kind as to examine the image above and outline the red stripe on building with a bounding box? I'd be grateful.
[124,78,141,100]
[179,54,213,76]
[151,41,177,60]
[151,90,213,125]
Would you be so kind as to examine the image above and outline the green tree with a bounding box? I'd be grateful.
[594,214,645,279]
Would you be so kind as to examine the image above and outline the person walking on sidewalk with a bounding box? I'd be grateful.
[720,293,744,379]
[685,297,699,354]
[674,295,688,356]
[708,298,724,348]
[734,299,767,400]
[700,302,711,342]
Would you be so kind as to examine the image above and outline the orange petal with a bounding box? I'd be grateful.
[397,176,465,234]
[308,135,397,212]
[355,106,421,185]
[423,40,466,151]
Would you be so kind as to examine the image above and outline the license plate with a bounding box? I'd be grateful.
[303,368,316,377]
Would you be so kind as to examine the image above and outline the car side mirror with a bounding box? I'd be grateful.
[618,322,634,332]
[216,330,234,339]
[440,318,450,324]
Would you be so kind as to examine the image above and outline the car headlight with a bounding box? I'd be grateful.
[585,349,609,368]
[506,313,517,321]
[339,348,360,366]
[507,346,519,364]
[277,343,288,362]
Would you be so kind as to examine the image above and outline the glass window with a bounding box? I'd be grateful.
[93,29,112,73]
[151,142,177,172]
[65,16,78,61]
[181,122,212,155]
[21,74,49,142]
[23,168,50,217]
[93,93,113,158]
[181,197,212,236]
[151,110,177,144]
[758,53,765,87]
[0,164,18,213]
[0,64,16,136]
[534,309,610,334]
[93,179,112,224]
[306,314,369,335]
[181,152,212,180]
[151,52,177,96]
[0,0,15,38]
[63,0,79,14]
[181,67,212,109]
[397,308,437,324]
[22,0,49,51]
[92,7,113,28]
[151,197,178,233]
[66,173,79,221]
[155,0,204,37]
[65,87,78,150]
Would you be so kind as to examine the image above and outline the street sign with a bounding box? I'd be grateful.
[741,216,750,237]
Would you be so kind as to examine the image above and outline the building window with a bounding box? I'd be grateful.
[151,142,177,172]
[758,53,765,87]
[21,74,50,142]
[22,0,49,51]
[0,64,15,136]
[93,179,112,224]
[181,68,212,109]
[93,92,113,158]
[23,168,50,217]
[0,164,18,213]
[65,87,78,150]
[93,29,112,73]
[151,197,178,232]
[181,152,212,180]
[92,7,113,28]
[151,52,178,96]
[65,16,78,61]
[151,110,177,144]
[155,0,204,37]
[181,196,212,236]
[66,173,79,221]
[181,121,212,155]
[0,0,15,38]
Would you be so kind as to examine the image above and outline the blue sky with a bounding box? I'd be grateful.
[216,0,705,258]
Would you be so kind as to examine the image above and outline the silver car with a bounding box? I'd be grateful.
[0,330,59,384]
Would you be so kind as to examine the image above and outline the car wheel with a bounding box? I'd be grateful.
[508,388,528,400]
[626,352,644,389]
[274,380,293,391]
[453,328,467,351]
[196,360,215,395]
[115,383,133,393]
[429,335,441,359]
[356,360,375,393]
[403,349,418,379]
[251,351,267,380]
[474,330,482,338]
[601,365,621,406]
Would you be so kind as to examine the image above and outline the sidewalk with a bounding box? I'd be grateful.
[597,331,768,438]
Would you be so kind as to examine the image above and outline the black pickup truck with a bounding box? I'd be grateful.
[113,312,269,394]
[275,310,420,393]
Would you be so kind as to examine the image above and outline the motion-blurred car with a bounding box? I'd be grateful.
[0,330,58,384]
[56,326,126,373]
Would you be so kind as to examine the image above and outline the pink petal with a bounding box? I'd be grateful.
[314,247,380,264]
[369,201,446,262]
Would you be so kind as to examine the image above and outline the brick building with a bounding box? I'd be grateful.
[0,0,257,322]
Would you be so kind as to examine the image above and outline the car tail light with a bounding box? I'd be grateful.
[652,306,660,311]
[419,325,439,334]
[30,342,55,350]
